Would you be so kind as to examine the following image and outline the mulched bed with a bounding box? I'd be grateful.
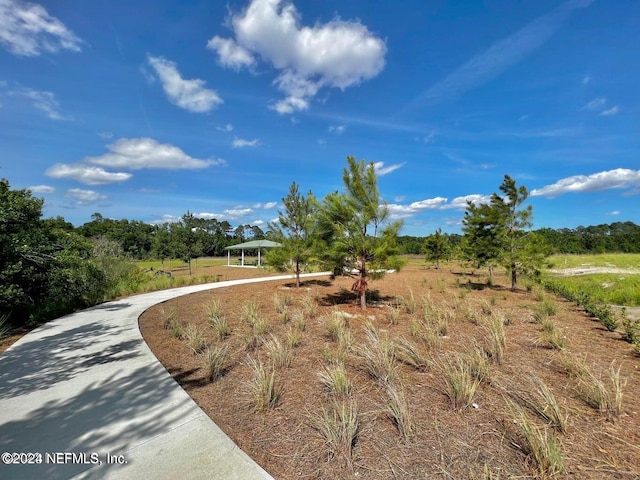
[140,264,640,479]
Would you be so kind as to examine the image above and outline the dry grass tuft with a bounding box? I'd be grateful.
[439,356,481,410]
[203,344,230,381]
[383,383,413,439]
[183,323,207,354]
[247,355,282,412]
[318,363,351,397]
[393,336,429,371]
[310,398,360,463]
[354,327,398,384]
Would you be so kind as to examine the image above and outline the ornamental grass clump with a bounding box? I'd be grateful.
[310,398,360,463]
[247,356,282,412]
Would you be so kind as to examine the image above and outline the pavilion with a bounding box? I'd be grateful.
[224,239,282,267]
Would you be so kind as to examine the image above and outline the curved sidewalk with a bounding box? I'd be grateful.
[0,273,328,480]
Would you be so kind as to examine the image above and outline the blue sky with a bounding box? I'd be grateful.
[1,0,638,236]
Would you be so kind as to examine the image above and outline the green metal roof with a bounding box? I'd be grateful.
[224,239,282,250]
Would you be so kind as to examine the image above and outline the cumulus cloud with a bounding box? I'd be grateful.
[45,163,132,185]
[224,208,253,217]
[0,0,83,56]
[65,188,107,205]
[328,125,345,134]
[207,0,386,113]
[386,194,492,219]
[531,169,640,197]
[373,161,405,176]
[441,194,492,210]
[9,87,69,119]
[216,123,234,132]
[206,36,256,69]
[386,197,448,218]
[610,210,620,216]
[147,55,223,113]
[254,201,277,209]
[85,138,224,170]
[232,137,259,148]
[27,184,54,193]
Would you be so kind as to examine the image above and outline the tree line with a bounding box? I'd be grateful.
[2,159,638,327]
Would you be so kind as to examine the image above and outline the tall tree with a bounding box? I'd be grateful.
[315,156,404,308]
[266,182,316,287]
[462,175,549,290]
[423,228,451,269]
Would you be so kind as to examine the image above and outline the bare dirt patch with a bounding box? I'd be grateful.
[140,265,640,479]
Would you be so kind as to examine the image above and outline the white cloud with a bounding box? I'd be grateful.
[208,0,386,114]
[601,105,619,116]
[9,87,69,119]
[328,125,345,134]
[65,188,107,205]
[206,35,256,69]
[254,201,278,209]
[0,0,83,56]
[232,137,259,148]
[441,194,492,210]
[251,219,265,226]
[216,123,234,132]
[408,0,593,109]
[582,75,591,84]
[224,208,253,217]
[147,55,223,113]
[610,210,620,216]
[386,197,448,218]
[27,184,54,193]
[531,169,640,197]
[45,163,132,185]
[582,97,606,111]
[85,138,224,170]
[373,161,405,176]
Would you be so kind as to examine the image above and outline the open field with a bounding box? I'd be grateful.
[547,253,640,270]
[140,263,640,479]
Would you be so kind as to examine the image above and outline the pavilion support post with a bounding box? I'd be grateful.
[241,249,245,266]
[258,248,261,267]
[227,250,230,266]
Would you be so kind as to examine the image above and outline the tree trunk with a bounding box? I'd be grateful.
[295,258,300,288]
[188,259,192,277]
[511,262,517,290]
[488,264,493,279]
[360,257,367,309]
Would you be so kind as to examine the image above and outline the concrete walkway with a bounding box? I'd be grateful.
[0,273,329,480]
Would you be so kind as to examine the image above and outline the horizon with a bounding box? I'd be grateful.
[1,0,638,235]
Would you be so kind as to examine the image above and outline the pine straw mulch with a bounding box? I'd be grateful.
[139,265,640,479]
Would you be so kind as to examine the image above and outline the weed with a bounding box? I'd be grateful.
[325,310,348,341]
[247,356,282,412]
[0,313,12,340]
[394,336,429,371]
[529,377,568,433]
[169,317,185,339]
[310,398,359,462]
[440,356,480,410]
[184,323,208,354]
[576,361,625,419]
[263,334,293,369]
[160,306,178,330]
[464,342,491,383]
[286,327,301,348]
[318,364,351,397]
[354,328,398,384]
[536,318,567,350]
[291,309,306,331]
[384,383,413,439]
[403,288,417,314]
[207,298,224,320]
[209,312,230,340]
[484,314,506,364]
[242,300,259,325]
[387,305,402,325]
[301,293,318,318]
[506,398,564,478]
[203,344,230,381]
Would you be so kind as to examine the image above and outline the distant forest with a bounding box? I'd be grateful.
[70,213,640,258]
